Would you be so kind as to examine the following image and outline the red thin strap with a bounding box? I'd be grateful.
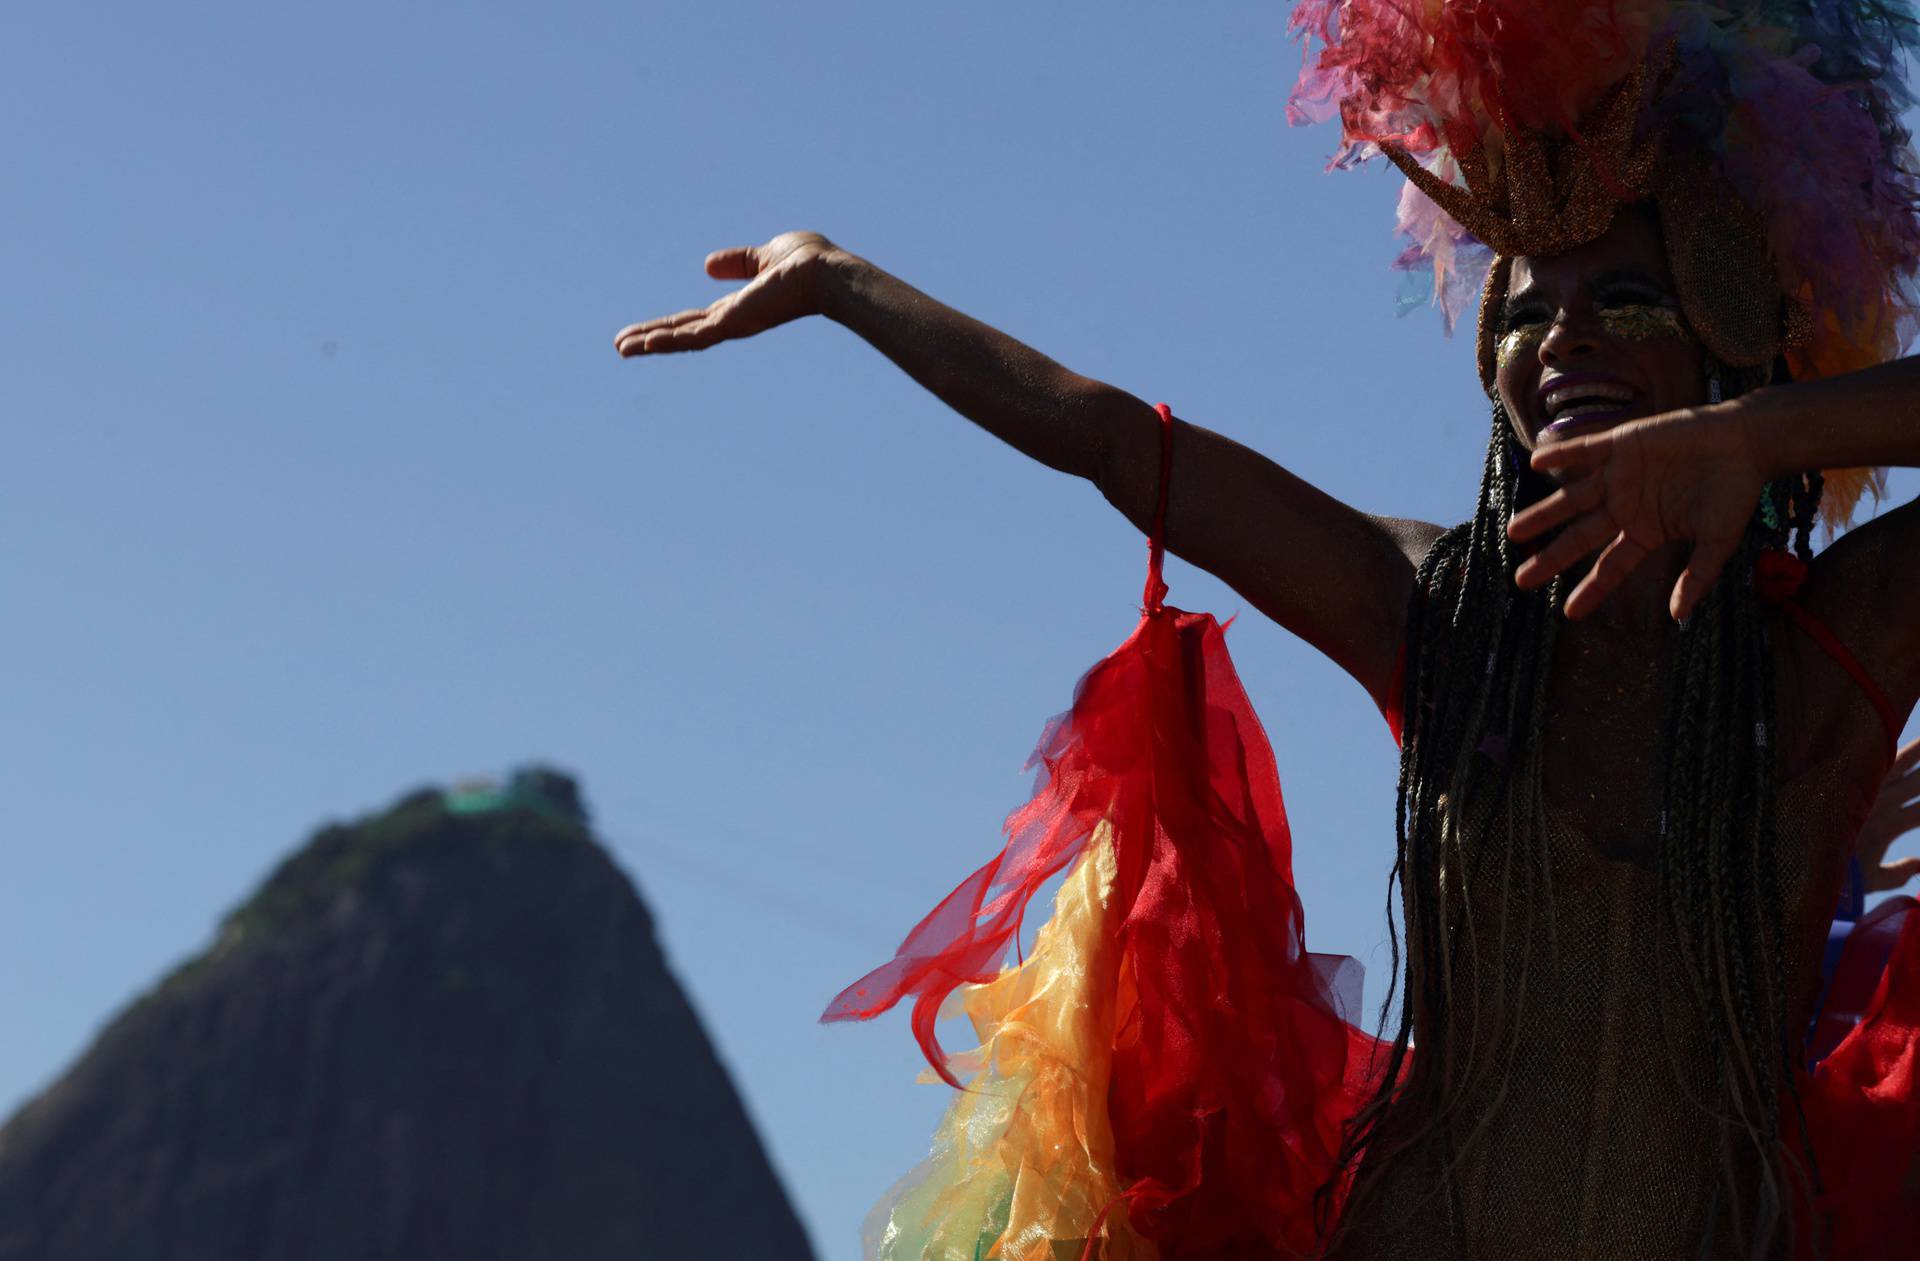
[1143,403,1174,615]
[1778,598,1902,755]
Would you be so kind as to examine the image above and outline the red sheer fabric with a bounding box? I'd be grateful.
[1803,899,1920,1257]
[826,603,1389,1254]
[825,405,1388,1256]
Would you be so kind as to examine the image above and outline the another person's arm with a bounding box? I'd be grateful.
[615,233,1439,708]
[1859,737,1920,893]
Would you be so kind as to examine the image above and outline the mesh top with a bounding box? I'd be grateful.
[1328,711,1877,1259]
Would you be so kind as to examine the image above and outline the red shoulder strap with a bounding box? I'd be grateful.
[1778,598,1902,756]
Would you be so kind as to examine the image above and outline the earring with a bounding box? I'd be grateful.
[1706,357,1724,405]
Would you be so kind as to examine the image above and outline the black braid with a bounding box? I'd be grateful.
[1318,398,1565,1246]
[1317,363,1830,1258]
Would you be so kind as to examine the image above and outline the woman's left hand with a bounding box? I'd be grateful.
[1506,403,1767,621]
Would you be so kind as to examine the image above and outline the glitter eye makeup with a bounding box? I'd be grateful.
[1596,302,1693,342]
[1497,323,1547,368]
[1494,285,1689,370]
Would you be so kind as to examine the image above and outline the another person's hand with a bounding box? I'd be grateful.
[1504,403,1767,621]
[614,231,843,357]
[1860,737,1920,894]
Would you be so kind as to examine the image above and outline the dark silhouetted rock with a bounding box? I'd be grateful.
[0,767,814,1260]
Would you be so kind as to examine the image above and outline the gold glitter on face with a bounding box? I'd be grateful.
[1597,303,1693,343]
[1497,323,1547,370]
[1494,302,1692,373]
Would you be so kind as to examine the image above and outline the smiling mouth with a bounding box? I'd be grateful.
[1541,404,1633,434]
[1538,379,1638,435]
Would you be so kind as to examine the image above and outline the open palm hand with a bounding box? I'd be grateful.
[1506,407,1766,621]
[614,231,841,357]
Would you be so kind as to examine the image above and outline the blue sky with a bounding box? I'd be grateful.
[5,5,1916,1257]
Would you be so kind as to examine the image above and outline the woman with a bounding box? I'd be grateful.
[615,5,1920,1255]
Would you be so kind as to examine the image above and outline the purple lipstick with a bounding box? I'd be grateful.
[1537,373,1637,435]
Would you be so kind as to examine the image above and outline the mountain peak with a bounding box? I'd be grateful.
[0,769,814,1261]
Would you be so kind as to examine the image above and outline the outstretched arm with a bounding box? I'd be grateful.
[616,234,1439,708]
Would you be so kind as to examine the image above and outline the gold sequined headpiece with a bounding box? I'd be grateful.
[1378,66,1798,398]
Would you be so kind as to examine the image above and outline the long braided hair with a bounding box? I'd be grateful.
[1320,362,1829,1257]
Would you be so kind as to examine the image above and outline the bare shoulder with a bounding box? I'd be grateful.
[1377,515,1451,572]
[1798,493,1920,724]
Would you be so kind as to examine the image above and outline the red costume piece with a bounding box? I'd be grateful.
[828,407,1391,1257]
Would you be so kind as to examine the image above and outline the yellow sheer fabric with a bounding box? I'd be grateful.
[864,826,1159,1261]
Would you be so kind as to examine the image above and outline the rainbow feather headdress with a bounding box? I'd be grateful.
[1288,0,1920,523]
